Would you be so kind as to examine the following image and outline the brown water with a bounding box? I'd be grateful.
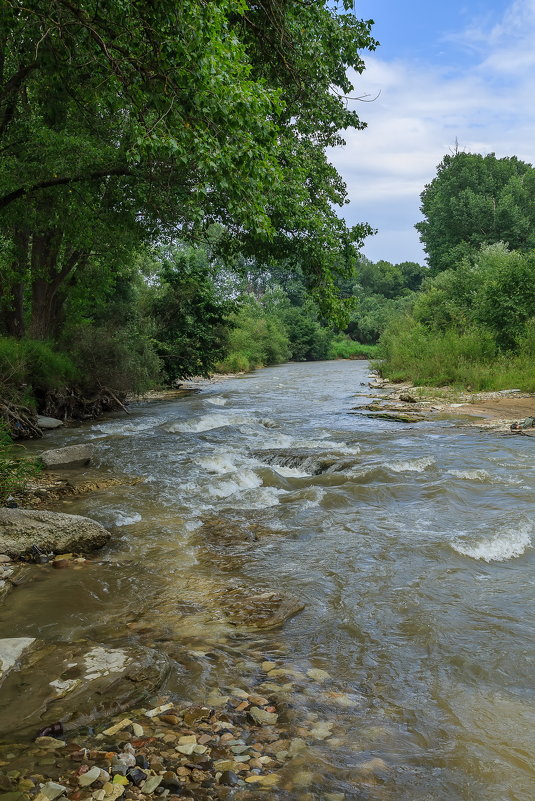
[5,360,535,800]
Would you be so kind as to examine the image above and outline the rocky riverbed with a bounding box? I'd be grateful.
[0,653,387,801]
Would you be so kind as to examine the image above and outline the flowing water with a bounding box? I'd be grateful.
[4,360,535,800]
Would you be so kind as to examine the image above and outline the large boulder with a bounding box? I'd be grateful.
[0,508,111,558]
[0,638,169,739]
[40,443,93,469]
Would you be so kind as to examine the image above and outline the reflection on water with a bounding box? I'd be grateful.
[5,361,535,800]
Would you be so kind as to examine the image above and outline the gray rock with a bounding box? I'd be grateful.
[0,638,168,739]
[0,508,110,558]
[40,784,68,801]
[40,444,93,469]
[36,416,64,430]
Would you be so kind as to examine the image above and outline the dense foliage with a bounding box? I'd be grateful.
[416,152,535,274]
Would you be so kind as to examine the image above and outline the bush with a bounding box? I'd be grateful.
[378,315,535,391]
[0,337,77,407]
[66,324,161,395]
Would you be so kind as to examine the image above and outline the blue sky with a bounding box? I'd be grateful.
[329,0,535,264]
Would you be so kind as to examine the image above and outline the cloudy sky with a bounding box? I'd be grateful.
[329,0,535,264]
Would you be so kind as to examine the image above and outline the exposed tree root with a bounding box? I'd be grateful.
[0,401,42,439]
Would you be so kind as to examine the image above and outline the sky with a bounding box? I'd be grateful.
[329,0,535,264]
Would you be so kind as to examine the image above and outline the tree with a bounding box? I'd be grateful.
[416,152,535,273]
[0,1,377,339]
[148,246,235,382]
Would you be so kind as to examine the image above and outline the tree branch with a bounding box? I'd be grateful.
[0,167,132,210]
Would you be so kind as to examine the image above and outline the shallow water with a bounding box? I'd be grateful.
[5,361,535,799]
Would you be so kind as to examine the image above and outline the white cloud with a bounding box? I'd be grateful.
[330,0,535,264]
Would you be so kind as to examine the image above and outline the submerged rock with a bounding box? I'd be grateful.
[215,584,305,630]
[0,639,169,739]
[0,508,110,558]
[40,444,92,469]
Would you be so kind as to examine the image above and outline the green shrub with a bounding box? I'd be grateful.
[216,302,290,373]
[66,324,161,395]
[0,337,77,407]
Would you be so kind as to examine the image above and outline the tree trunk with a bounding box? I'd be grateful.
[0,281,25,337]
[28,232,86,339]
[0,229,29,337]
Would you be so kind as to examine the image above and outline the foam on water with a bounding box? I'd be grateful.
[386,456,435,473]
[223,485,282,509]
[113,512,142,527]
[271,465,311,478]
[196,451,244,474]
[207,470,263,498]
[92,417,161,436]
[166,413,254,433]
[449,469,492,481]
[452,522,533,562]
[205,396,227,406]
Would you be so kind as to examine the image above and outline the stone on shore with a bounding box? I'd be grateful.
[36,416,63,430]
[0,508,110,558]
[40,444,93,469]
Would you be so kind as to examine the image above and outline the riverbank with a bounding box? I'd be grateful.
[365,373,535,433]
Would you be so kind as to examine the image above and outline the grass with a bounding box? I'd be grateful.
[328,335,379,360]
[378,320,535,392]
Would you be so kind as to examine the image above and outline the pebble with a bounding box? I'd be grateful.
[249,707,278,725]
[157,716,178,726]
[102,721,132,737]
[306,669,330,682]
[140,777,161,795]
[145,705,173,719]
[218,771,239,787]
[261,661,276,672]
[244,774,280,787]
[78,767,101,787]
[34,739,65,750]
[37,784,66,801]
[131,725,143,738]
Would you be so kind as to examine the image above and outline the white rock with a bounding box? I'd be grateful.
[0,637,35,678]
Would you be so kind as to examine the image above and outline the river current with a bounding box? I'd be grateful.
[5,360,535,800]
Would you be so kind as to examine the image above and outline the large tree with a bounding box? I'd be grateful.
[0,0,376,338]
[416,152,535,274]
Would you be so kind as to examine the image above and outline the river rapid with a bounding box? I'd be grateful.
[5,360,535,800]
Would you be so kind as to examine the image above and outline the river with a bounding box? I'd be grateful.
[4,360,535,800]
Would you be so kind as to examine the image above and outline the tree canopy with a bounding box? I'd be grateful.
[0,0,377,339]
[416,152,535,273]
